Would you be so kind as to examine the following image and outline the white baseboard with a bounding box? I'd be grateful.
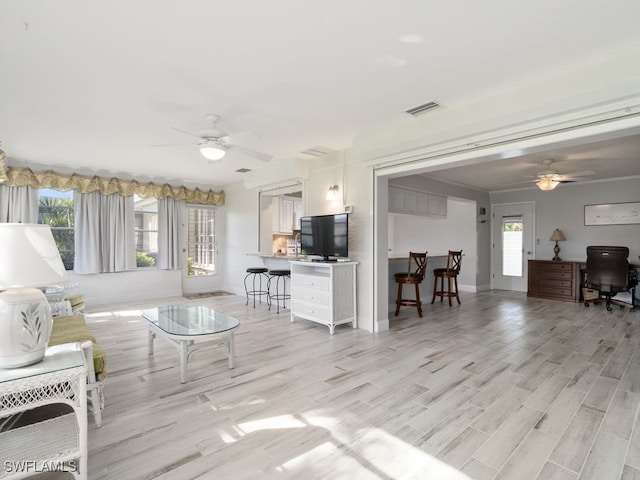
[376,317,390,332]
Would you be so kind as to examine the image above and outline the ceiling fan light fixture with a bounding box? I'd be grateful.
[199,140,226,161]
[536,177,559,191]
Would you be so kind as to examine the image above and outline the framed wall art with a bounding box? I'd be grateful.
[584,202,640,226]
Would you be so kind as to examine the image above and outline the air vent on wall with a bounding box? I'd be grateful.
[406,101,441,117]
[235,168,251,173]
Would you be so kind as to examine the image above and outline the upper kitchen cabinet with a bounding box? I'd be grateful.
[273,195,304,234]
[388,186,447,218]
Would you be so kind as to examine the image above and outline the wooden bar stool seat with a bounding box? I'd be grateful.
[431,250,463,306]
[394,251,428,317]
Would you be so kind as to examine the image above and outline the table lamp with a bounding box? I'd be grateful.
[0,224,68,368]
[550,228,566,261]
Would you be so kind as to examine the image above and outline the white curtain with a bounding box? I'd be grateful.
[0,185,39,223]
[157,197,184,270]
[74,191,135,274]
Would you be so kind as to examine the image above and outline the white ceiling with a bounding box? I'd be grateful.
[2,1,640,189]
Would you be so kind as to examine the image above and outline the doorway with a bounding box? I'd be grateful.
[182,204,223,295]
[491,202,535,292]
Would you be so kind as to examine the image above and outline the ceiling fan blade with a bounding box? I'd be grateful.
[501,179,534,186]
[148,143,189,147]
[171,126,202,138]
[557,170,596,179]
[228,145,272,162]
[224,130,262,146]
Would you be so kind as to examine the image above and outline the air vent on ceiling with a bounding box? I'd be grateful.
[235,168,251,173]
[300,146,336,157]
[406,101,441,117]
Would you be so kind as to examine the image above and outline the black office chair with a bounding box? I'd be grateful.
[584,246,636,312]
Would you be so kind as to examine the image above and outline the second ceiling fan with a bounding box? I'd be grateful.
[529,159,595,190]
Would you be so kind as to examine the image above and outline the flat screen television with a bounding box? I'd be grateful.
[300,213,348,262]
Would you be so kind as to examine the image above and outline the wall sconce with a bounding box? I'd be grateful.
[326,185,339,200]
[549,228,566,261]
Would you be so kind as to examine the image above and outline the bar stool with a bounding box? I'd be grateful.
[394,251,428,317]
[268,269,291,314]
[431,250,463,306]
[244,267,271,308]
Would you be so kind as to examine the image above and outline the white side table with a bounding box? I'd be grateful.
[0,344,88,479]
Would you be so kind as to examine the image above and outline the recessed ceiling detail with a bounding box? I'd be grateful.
[406,101,442,117]
[300,146,336,157]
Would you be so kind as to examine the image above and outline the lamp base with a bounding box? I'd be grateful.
[552,242,561,262]
[0,288,52,368]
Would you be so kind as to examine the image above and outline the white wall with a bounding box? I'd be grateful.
[221,149,377,332]
[389,176,491,289]
[221,180,261,297]
[491,178,640,263]
[304,151,375,331]
[389,197,477,288]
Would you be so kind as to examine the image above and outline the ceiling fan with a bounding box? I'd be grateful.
[528,159,595,191]
[156,114,272,162]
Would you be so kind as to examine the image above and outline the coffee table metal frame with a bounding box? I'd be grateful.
[142,305,239,384]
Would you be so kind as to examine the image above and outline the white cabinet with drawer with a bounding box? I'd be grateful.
[290,261,357,334]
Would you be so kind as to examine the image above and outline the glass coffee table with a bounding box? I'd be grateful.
[142,305,240,383]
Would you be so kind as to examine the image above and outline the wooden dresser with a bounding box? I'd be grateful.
[527,260,581,302]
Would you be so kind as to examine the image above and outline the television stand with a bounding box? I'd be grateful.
[312,257,337,262]
[290,261,357,334]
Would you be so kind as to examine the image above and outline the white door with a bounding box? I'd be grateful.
[182,204,222,295]
[492,203,535,292]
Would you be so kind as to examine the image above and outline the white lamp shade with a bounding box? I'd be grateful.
[536,178,559,191]
[0,224,67,368]
[200,144,226,161]
[0,223,68,288]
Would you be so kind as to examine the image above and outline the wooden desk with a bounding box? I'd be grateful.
[527,260,581,303]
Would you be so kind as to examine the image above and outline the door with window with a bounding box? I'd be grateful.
[182,204,222,294]
[492,203,535,292]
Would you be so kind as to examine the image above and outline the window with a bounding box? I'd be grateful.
[502,215,523,277]
[38,189,75,271]
[134,195,158,268]
[186,205,216,276]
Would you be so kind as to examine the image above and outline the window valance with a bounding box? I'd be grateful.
[0,165,224,206]
[0,150,7,184]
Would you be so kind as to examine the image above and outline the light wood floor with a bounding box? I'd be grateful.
[46,291,640,479]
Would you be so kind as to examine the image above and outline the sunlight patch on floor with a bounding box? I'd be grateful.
[87,308,144,318]
[238,414,306,434]
[240,411,475,479]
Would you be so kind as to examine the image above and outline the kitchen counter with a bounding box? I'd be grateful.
[247,253,307,272]
[389,253,448,261]
[247,253,307,260]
